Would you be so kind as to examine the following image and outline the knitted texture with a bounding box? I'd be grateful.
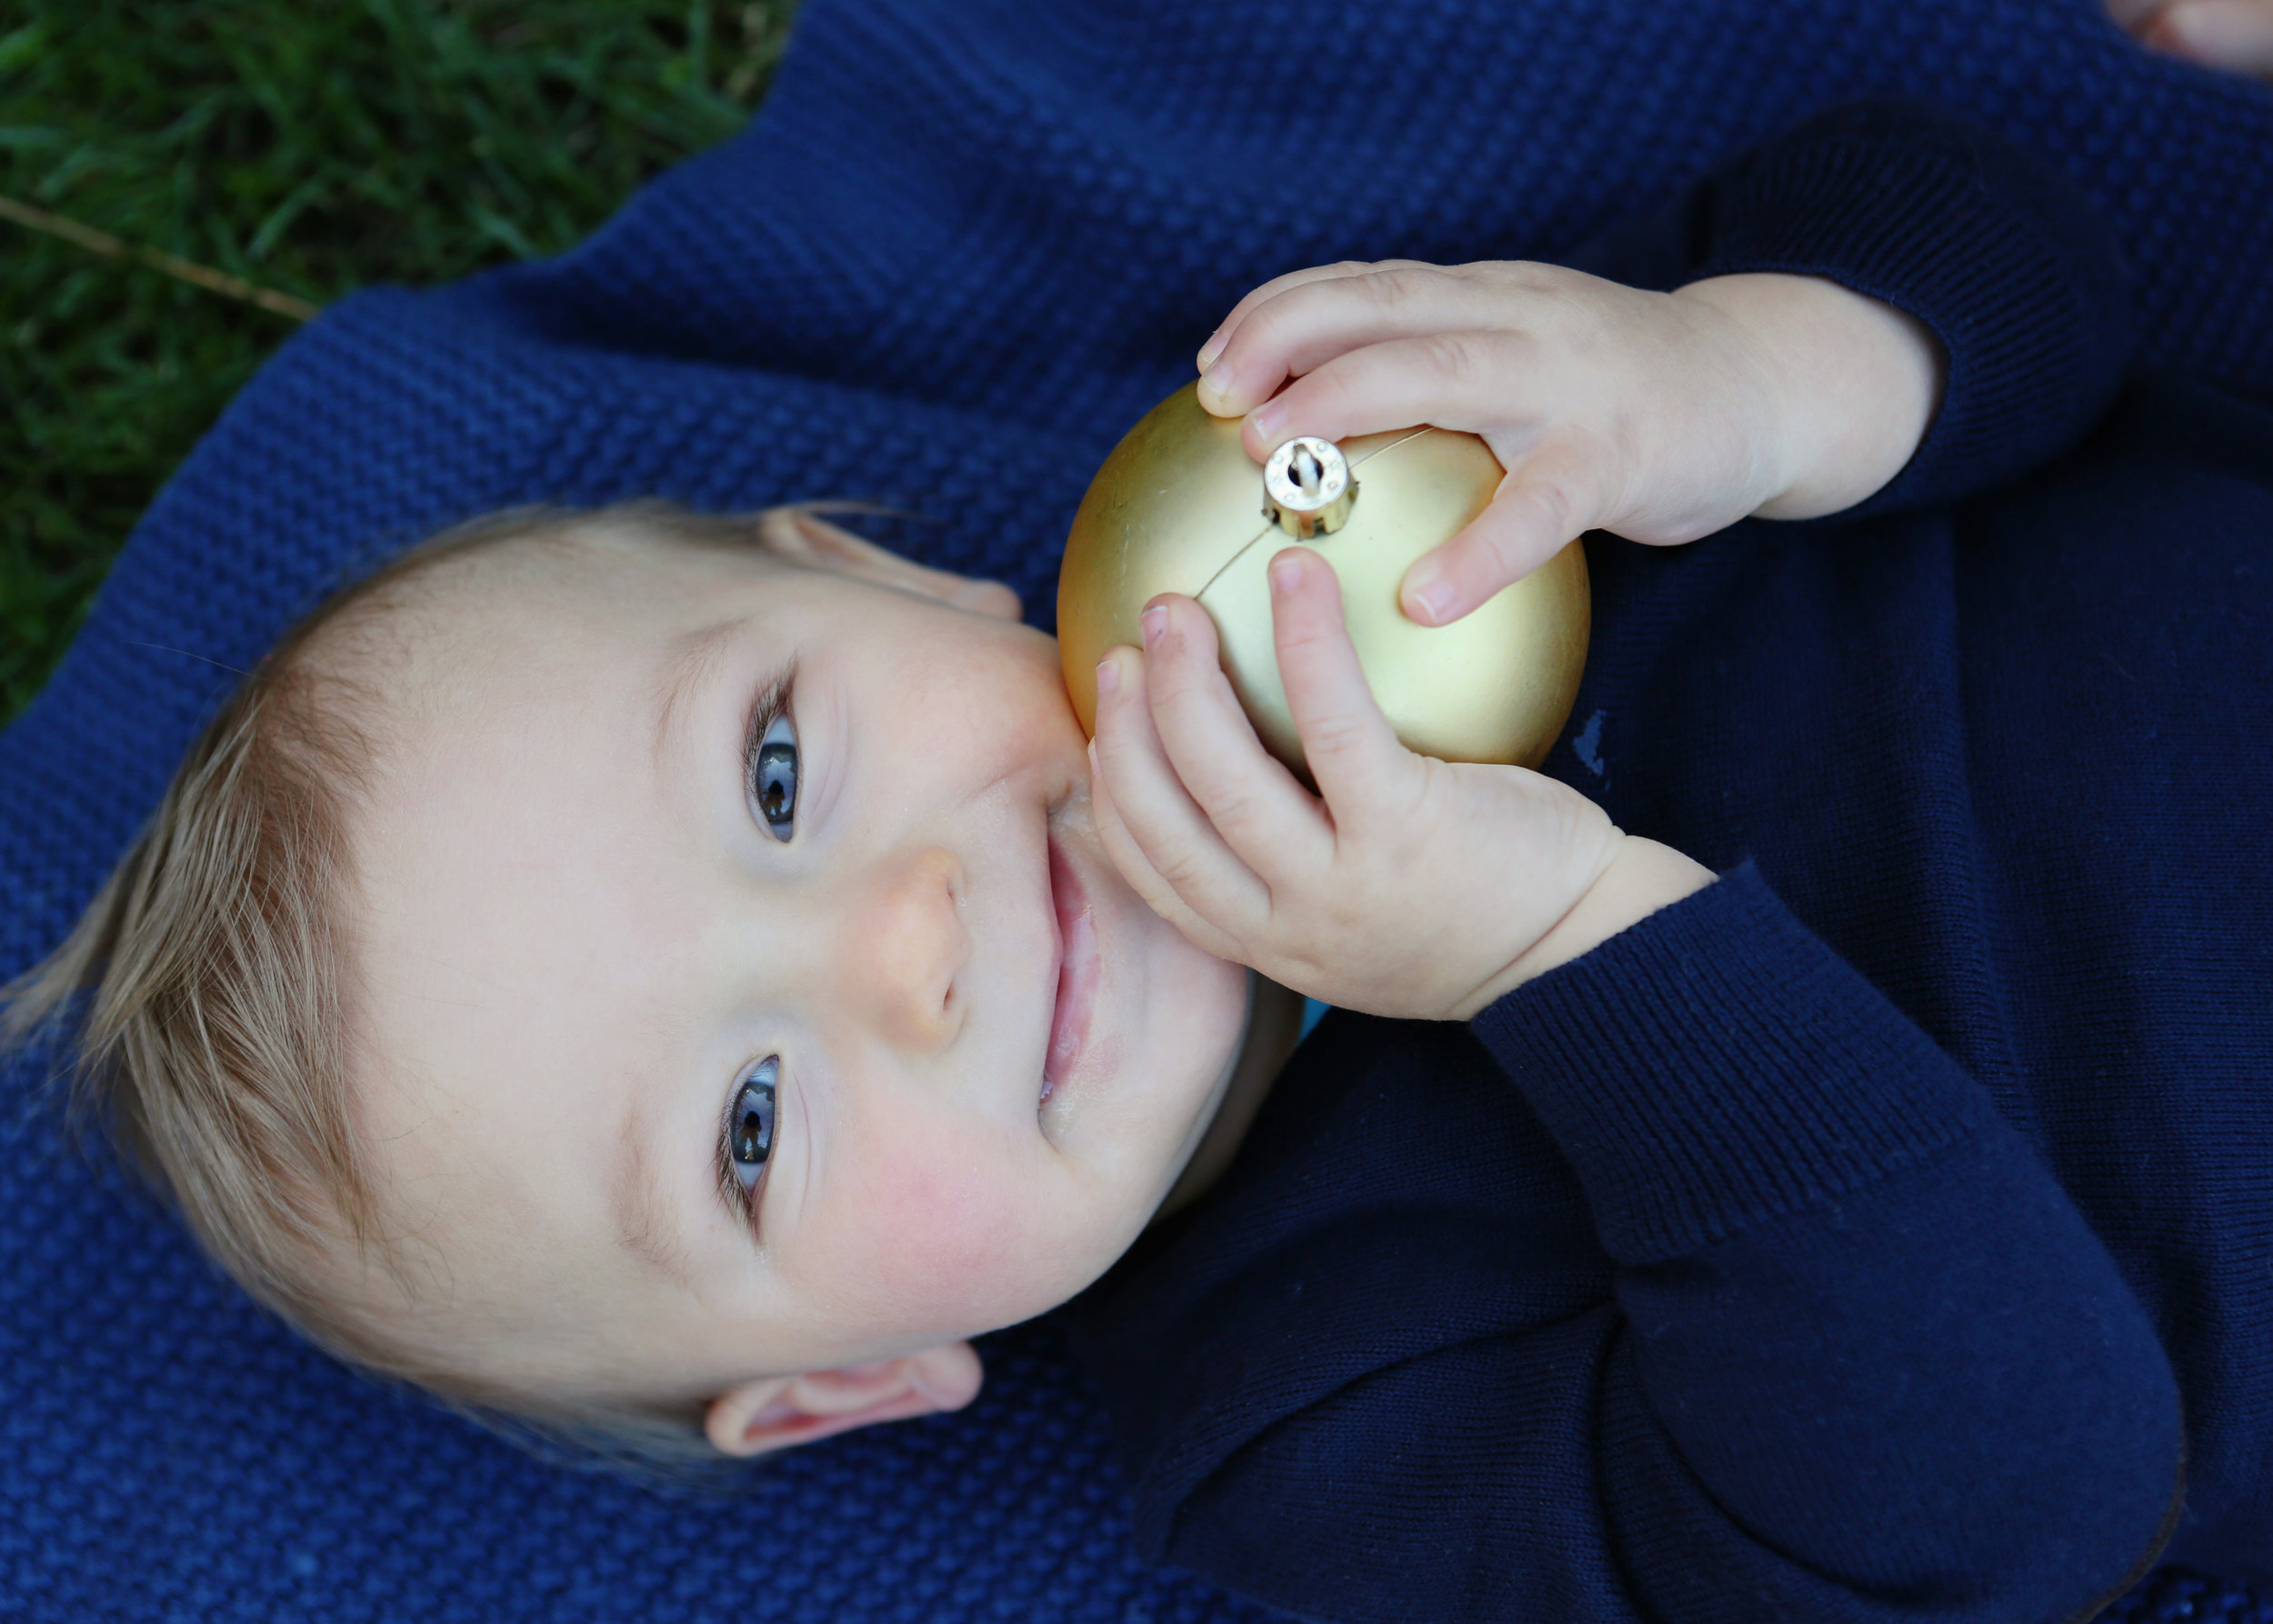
[1662,102,2140,520]
[1474,862,2007,1265]
[5,0,2271,1617]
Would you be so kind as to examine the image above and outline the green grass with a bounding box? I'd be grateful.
[0,0,798,724]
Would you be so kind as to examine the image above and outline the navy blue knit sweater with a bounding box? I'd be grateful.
[1068,103,2271,1624]
[4,4,2270,1620]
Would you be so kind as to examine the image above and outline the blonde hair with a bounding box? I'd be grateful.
[0,504,815,1473]
[2,572,386,1330]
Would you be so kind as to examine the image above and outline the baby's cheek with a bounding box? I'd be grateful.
[818,1137,1087,1337]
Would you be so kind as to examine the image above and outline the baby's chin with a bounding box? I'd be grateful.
[1157,969,1309,1220]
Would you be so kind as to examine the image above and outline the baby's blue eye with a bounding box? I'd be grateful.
[729,1058,778,1191]
[751,712,797,841]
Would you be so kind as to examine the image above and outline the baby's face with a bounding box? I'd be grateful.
[343,519,1250,1410]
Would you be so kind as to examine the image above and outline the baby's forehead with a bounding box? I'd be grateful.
[305,522,830,1387]
[331,551,731,1318]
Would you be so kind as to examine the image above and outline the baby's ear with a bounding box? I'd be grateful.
[756,507,1023,621]
[704,1341,984,1459]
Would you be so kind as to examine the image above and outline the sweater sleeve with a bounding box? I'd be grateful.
[1139,866,2185,1624]
[1565,100,2137,516]
[1464,863,2183,1622]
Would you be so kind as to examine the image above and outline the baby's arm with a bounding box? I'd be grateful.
[1088,558,2182,1622]
[1197,100,2134,627]
[1088,105,2177,1619]
[1123,867,2187,1624]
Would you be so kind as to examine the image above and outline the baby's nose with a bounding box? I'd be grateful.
[851,846,971,1050]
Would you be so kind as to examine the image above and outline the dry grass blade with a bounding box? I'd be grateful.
[0,193,319,320]
[0,0,800,723]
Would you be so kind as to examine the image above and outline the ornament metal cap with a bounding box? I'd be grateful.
[1262,436,1356,537]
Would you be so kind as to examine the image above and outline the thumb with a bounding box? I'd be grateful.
[2144,0,2273,75]
[1400,440,1602,626]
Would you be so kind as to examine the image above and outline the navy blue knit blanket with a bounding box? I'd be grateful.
[4,1,2269,1619]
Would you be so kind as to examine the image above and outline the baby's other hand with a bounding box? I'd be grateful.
[1194,260,1942,627]
[1086,547,1713,1020]
[2111,0,2273,78]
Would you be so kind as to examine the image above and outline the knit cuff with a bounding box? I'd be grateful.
[1470,861,1999,1265]
[1678,100,2135,516]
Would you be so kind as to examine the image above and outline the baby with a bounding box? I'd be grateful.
[0,256,1929,1446]
[10,97,2268,1621]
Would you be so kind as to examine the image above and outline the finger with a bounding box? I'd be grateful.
[1399,436,1608,625]
[1199,262,1509,417]
[1089,645,1277,937]
[1196,259,1445,414]
[1086,733,1246,961]
[1197,260,1405,367]
[1237,327,1541,462]
[1266,549,1425,829]
[2106,0,2166,28]
[2147,0,2273,73]
[1136,595,1332,880]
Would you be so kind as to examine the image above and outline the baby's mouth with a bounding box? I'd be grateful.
[1041,826,1099,1106]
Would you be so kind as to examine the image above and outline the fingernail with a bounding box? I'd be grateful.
[1409,583,1453,625]
[1139,606,1167,648]
[1200,362,1235,403]
[1096,657,1121,696]
[1250,400,1286,442]
[1269,555,1301,595]
[1404,562,1447,624]
[1197,329,1226,371]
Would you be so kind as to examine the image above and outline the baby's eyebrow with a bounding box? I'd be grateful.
[651,617,746,767]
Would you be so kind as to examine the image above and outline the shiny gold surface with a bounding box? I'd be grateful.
[1059,384,1590,777]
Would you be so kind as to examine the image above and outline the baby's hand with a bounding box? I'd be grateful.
[1194,261,1942,627]
[1087,546,1713,1019]
[2111,0,2273,78]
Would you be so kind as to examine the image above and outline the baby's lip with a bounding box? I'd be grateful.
[1041,824,1099,1107]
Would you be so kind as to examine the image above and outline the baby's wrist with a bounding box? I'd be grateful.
[1457,837,1717,1018]
[1675,272,1945,522]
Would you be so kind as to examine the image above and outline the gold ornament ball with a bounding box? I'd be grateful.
[1057,384,1590,777]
